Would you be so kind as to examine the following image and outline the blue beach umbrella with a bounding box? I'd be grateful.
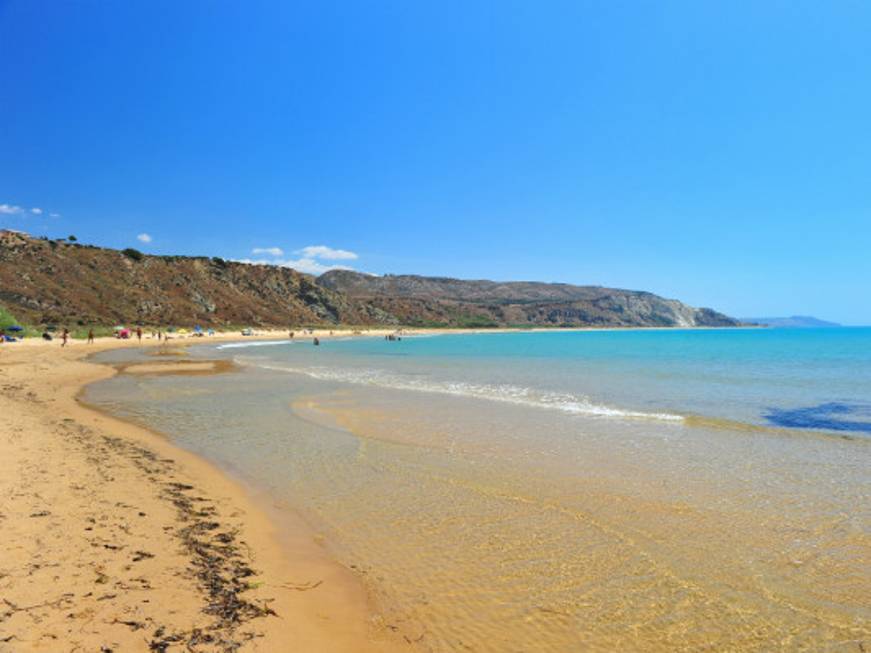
[7,325,24,332]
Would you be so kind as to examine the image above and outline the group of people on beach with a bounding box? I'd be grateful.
[4,325,387,348]
[34,326,146,346]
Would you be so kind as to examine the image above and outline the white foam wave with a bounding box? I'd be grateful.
[243,361,683,422]
[216,340,293,350]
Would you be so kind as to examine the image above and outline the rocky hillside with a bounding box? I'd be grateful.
[0,231,394,328]
[318,270,739,328]
[0,230,738,329]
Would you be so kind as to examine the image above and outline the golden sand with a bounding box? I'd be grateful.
[0,333,409,652]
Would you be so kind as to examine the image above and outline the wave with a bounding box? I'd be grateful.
[242,360,684,422]
[216,340,294,350]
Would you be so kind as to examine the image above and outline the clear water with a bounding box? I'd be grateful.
[86,329,871,651]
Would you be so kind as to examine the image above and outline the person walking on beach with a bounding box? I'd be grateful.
[61,328,69,347]
[87,329,94,344]
[136,326,142,343]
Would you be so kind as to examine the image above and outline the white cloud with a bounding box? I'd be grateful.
[298,245,358,260]
[234,243,359,275]
[282,258,354,275]
[137,233,152,243]
[236,257,354,275]
[0,204,59,217]
[252,246,284,257]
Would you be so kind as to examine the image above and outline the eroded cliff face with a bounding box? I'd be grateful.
[0,231,738,328]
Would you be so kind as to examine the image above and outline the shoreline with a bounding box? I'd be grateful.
[0,331,411,651]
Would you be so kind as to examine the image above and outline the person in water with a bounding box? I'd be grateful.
[313,337,320,346]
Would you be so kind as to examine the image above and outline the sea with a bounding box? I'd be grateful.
[85,328,871,651]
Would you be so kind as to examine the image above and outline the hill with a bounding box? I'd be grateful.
[740,316,841,328]
[0,230,393,328]
[317,270,739,328]
[0,230,739,329]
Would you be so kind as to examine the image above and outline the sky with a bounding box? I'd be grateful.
[1,1,870,324]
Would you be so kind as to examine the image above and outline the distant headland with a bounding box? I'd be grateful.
[740,316,842,328]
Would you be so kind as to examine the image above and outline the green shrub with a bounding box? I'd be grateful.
[0,305,19,329]
[122,248,144,261]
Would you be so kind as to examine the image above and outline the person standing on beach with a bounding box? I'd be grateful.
[87,329,94,344]
[61,328,69,347]
[136,327,142,343]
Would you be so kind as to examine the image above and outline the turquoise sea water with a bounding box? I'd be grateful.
[86,328,871,651]
[220,327,871,435]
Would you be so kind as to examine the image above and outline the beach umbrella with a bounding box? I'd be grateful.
[7,325,24,332]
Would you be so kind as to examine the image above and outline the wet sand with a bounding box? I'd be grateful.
[0,333,411,652]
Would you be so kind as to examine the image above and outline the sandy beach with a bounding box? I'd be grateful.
[0,330,411,652]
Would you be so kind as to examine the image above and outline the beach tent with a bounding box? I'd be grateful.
[117,328,131,339]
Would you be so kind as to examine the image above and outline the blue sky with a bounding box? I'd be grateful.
[1,2,870,324]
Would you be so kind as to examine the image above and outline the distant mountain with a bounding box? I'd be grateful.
[741,316,842,328]
[317,270,740,328]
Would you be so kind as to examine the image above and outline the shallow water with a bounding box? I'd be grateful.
[86,329,871,651]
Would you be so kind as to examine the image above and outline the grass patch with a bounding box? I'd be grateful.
[0,305,40,337]
[0,305,19,329]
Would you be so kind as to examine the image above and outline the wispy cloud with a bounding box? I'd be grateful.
[0,204,24,215]
[1,204,59,217]
[252,246,284,257]
[237,257,354,275]
[297,245,358,260]
[236,243,360,275]
[137,233,152,243]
